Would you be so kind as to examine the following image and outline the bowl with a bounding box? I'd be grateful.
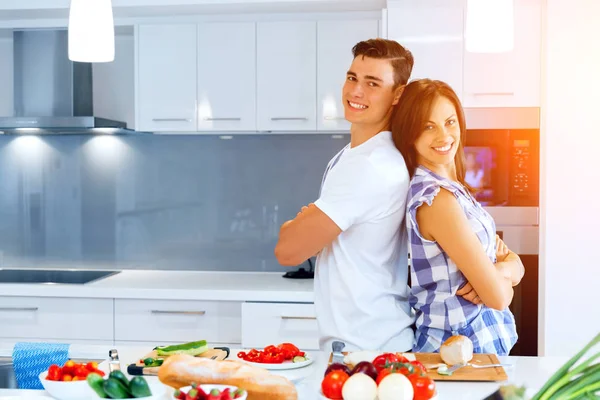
[39,371,95,400]
[39,370,168,400]
[177,384,248,400]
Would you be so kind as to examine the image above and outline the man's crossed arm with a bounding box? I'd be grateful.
[274,204,342,266]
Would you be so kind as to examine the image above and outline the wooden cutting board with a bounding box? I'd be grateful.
[328,352,508,382]
[127,347,229,376]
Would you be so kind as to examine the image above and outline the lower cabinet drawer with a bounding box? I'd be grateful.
[114,299,242,344]
[241,302,319,350]
[0,297,113,341]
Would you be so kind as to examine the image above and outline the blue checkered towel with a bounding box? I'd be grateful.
[12,342,70,389]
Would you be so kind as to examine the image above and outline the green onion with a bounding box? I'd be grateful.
[531,332,600,400]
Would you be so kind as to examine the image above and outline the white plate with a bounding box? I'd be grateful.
[232,352,314,370]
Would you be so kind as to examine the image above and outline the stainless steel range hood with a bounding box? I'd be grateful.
[0,29,137,135]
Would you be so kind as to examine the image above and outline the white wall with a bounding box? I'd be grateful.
[540,0,600,356]
[92,32,136,130]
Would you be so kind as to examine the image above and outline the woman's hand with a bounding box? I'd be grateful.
[456,282,483,305]
[495,235,509,262]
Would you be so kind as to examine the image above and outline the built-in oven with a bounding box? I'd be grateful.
[464,107,540,356]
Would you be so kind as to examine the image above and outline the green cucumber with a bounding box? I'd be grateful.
[156,340,208,356]
[103,377,131,399]
[129,376,152,398]
[293,356,307,363]
[86,373,108,398]
[108,370,130,391]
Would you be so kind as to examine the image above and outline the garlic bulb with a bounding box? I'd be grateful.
[440,335,474,365]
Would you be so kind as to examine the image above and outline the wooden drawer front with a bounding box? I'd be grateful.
[0,297,113,341]
[115,299,242,344]
[241,302,319,350]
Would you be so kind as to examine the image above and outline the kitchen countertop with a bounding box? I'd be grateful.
[0,343,568,400]
[0,270,315,303]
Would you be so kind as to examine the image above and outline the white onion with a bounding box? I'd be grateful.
[341,373,377,400]
[377,373,414,400]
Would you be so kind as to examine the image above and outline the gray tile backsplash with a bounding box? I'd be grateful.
[0,133,347,272]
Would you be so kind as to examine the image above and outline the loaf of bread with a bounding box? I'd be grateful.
[158,354,298,400]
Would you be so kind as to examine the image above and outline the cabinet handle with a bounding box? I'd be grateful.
[152,118,192,122]
[280,316,316,320]
[472,92,515,96]
[270,117,308,121]
[151,310,206,316]
[0,307,38,312]
[324,116,346,121]
[203,117,242,121]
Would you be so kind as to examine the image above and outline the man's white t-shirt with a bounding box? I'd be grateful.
[314,130,414,352]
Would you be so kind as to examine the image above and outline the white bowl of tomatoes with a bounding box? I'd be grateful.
[40,360,104,400]
[320,352,438,400]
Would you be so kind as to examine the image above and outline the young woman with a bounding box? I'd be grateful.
[391,79,524,355]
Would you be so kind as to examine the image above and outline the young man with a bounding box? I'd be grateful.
[274,39,416,352]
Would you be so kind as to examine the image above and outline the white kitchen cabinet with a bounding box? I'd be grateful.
[0,297,113,341]
[386,2,464,99]
[317,20,379,131]
[114,299,242,344]
[136,24,197,132]
[462,0,542,107]
[197,22,257,132]
[241,302,319,350]
[257,21,317,131]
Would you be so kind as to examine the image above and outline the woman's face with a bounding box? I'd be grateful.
[414,95,461,174]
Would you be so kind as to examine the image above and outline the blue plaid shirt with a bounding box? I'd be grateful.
[407,166,518,355]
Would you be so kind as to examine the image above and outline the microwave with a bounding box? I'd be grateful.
[464,128,539,207]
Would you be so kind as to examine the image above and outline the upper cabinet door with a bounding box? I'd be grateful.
[136,24,197,132]
[387,3,464,100]
[197,22,257,132]
[317,20,379,132]
[257,21,317,132]
[462,0,542,107]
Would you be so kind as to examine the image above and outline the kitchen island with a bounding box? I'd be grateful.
[0,342,567,400]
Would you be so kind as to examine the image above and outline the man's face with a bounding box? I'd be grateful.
[342,56,401,127]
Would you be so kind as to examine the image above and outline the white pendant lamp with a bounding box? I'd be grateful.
[68,0,115,62]
[465,0,515,53]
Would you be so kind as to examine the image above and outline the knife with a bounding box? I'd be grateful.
[331,341,346,364]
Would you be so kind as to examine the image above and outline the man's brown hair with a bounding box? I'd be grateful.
[352,38,414,87]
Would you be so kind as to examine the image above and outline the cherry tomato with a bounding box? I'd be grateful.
[46,364,62,381]
[321,370,349,399]
[62,360,76,375]
[409,374,436,400]
[372,353,400,373]
[85,362,99,371]
[62,374,73,382]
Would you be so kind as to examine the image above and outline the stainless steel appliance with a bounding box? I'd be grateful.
[465,107,539,356]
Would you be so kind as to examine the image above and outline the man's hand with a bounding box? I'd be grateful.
[456,282,483,305]
[495,234,509,262]
[274,203,342,266]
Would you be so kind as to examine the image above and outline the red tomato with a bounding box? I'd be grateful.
[410,360,428,374]
[62,360,76,375]
[409,374,436,400]
[321,370,349,399]
[376,368,394,385]
[372,353,400,373]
